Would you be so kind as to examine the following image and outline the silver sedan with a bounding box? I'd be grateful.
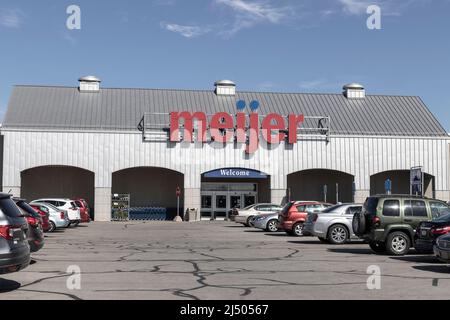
[303,204,362,244]
[252,213,280,232]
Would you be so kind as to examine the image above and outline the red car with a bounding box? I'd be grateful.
[73,199,91,223]
[279,201,332,236]
[30,204,51,232]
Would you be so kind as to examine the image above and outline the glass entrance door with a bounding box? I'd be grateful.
[201,194,213,219]
[230,195,242,211]
[244,194,257,208]
[200,183,259,221]
[213,194,228,220]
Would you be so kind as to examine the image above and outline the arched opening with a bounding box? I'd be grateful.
[21,166,95,219]
[287,169,354,204]
[112,167,184,220]
[200,168,271,220]
[370,170,435,197]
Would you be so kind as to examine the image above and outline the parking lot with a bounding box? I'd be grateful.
[1,221,449,300]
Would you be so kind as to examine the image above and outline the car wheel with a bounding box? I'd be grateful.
[266,219,279,232]
[292,222,304,237]
[48,221,56,233]
[369,241,386,254]
[386,232,411,256]
[71,221,80,227]
[328,224,348,245]
[246,216,254,227]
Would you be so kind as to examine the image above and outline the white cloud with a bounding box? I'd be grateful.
[0,8,25,28]
[162,22,211,38]
[215,0,296,35]
[338,0,371,15]
[257,81,278,90]
[161,0,300,39]
[153,0,176,5]
[216,0,290,23]
[338,0,427,16]
[61,31,78,45]
[298,79,337,91]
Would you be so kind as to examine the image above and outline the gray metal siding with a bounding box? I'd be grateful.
[2,130,449,193]
[3,86,447,136]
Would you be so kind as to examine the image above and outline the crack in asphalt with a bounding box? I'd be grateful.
[3,222,450,300]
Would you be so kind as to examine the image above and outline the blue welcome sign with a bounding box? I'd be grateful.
[203,168,268,179]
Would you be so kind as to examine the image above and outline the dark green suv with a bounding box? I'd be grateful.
[353,195,447,256]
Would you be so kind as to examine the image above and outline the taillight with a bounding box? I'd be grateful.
[431,227,450,235]
[0,225,20,240]
[372,216,381,228]
[60,212,65,219]
[27,216,39,226]
[313,214,319,222]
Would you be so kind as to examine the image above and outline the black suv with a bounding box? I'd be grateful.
[0,193,31,274]
[353,195,447,256]
[415,202,450,253]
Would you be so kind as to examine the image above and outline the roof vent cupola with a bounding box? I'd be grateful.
[214,80,236,96]
[343,83,365,99]
[79,76,101,93]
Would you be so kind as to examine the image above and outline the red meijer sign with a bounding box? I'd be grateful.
[169,111,305,154]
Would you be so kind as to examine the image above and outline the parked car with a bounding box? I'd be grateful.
[234,204,283,227]
[252,213,282,232]
[73,198,91,223]
[30,202,70,232]
[415,202,450,253]
[32,198,81,227]
[279,201,332,236]
[0,193,30,274]
[13,199,45,253]
[30,204,50,232]
[434,233,450,263]
[303,203,362,244]
[353,194,447,256]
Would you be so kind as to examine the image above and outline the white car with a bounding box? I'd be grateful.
[31,202,70,231]
[234,204,283,227]
[32,198,81,227]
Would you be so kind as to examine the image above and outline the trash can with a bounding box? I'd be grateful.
[186,208,199,222]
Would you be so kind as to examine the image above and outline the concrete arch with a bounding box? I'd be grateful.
[370,170,435,198]
[112,167,185,219]
[21,165,95,218]
[287,169,355,204]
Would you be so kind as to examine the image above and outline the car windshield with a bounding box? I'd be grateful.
[0,197,23,218]
[321,204,346,213]
[34,202,60,212]
[281,202,294,215]
[433,213,450,223]
[363,197,379,216]
[16,201,40,218]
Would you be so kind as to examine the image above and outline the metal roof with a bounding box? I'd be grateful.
[2,85,447,136]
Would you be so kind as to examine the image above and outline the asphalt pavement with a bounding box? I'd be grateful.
[1,221,449,300]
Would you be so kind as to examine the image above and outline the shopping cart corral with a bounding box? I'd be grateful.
[111,194,168,221]
[129,207,167,221]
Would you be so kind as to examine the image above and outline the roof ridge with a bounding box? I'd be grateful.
[12,85,420,98]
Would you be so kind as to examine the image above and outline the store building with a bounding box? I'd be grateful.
[1,77,449,221]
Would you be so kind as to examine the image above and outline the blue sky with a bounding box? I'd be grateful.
[1,0,450,130]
